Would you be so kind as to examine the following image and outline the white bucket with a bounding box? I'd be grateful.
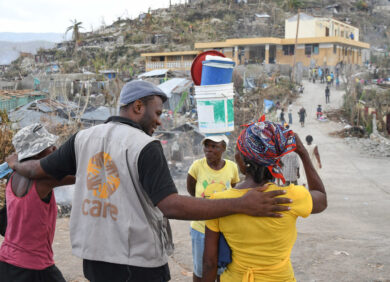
[195,83,235,134]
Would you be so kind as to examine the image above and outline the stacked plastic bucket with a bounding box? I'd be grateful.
[191,52,236,135]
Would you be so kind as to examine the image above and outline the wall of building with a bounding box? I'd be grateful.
[285,18,317,39]
[144,55,197,71]
[286,16,360,41]
[276,43,362,67]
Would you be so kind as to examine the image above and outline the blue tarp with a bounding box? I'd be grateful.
[264,99,274,112]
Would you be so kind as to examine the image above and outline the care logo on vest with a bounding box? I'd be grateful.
[82,152,120,221]
[87,152,120,198]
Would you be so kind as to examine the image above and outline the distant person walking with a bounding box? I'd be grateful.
[281,152,300,185]
[318,68,323,83]
[288,102,293,124]
[305,135,322,169]
[280,108,286,124]
[335,76,340,89]
[298,106,307,127]
[326,74,331,86]
[330,72,334,86]
[325,86,330,104]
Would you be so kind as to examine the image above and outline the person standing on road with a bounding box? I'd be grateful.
[281,151,300,185]
[280,108,286,124]
[305,135,322,169]
[201,121,327,282]
[187,135,239,282]
[0,124,75,282]
[298,106,307,127]
[330,72,334,86]
[6,80,291,282]
[318,67,323,84]
[325,86,330,104]
[288,102,293,124]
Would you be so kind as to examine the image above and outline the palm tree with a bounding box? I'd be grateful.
[65,19,83,44]
[283,0,303,11]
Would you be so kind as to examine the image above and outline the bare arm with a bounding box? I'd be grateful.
[314,146,322,169]
[6,153,49,179]
[294,134,327,214]
[202,227,219,282]
[186,174,196,197]
[157,186,292,220]
[36,175,76,199]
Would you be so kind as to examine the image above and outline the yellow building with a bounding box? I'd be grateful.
[141,13,369,71]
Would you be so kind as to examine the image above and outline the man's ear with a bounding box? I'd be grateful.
[132,100,145,114]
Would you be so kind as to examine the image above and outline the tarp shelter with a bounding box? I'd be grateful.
[158,78,193,112]
[263,99,274,113]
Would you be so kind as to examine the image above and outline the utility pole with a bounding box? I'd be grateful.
[291,9,300,83]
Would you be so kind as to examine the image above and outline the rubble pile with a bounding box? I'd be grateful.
[57,203,72,218]
[330,126,367,138]
[345,136,390,158]
[324,109,349,123]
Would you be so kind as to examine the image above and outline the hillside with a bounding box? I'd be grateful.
[3,0,390,75]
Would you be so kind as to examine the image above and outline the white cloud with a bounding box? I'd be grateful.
[0,0,182,33]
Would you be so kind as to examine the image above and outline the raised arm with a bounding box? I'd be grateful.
[294,134,327,213]
[7,134,77,181]
[6,153,48,179]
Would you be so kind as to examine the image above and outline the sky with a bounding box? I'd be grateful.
[0,0,183,33]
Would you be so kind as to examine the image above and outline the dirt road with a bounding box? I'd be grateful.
[2,80,389,281]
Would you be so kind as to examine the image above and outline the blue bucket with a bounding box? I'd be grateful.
[201,60,235,85]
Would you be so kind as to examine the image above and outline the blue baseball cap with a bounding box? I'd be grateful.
[119,80,168,106]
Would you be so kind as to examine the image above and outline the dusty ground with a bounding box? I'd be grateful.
[1,80,390,281]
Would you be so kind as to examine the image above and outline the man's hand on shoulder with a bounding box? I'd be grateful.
[238,185,292,217]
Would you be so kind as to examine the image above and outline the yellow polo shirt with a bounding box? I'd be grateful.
[189,158,239,234]
[206,183,312,282]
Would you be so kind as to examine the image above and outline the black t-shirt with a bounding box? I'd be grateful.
[40,116,178,206]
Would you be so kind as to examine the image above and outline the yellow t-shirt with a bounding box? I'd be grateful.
[206,184,312,282]
[189,158,240,234]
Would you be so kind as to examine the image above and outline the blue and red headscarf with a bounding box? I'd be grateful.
[237,116,296,184]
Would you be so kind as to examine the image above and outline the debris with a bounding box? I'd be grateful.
[333,250,350,256]
[57,203,72,218]
[330,126,366,138]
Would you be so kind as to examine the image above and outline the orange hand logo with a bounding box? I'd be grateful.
[87,152,120,199]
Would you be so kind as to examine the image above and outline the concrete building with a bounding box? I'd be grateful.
[141,13,369,70]
[141,51,199,72]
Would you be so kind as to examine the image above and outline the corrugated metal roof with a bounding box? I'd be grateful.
[81,106,117,121]
[158,78,192,98]
[9,100,70,128]
[138,69,169,78]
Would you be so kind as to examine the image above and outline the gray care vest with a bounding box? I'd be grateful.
[70,121,174,267]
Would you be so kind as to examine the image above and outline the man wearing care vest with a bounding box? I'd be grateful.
[6,80,292,282]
